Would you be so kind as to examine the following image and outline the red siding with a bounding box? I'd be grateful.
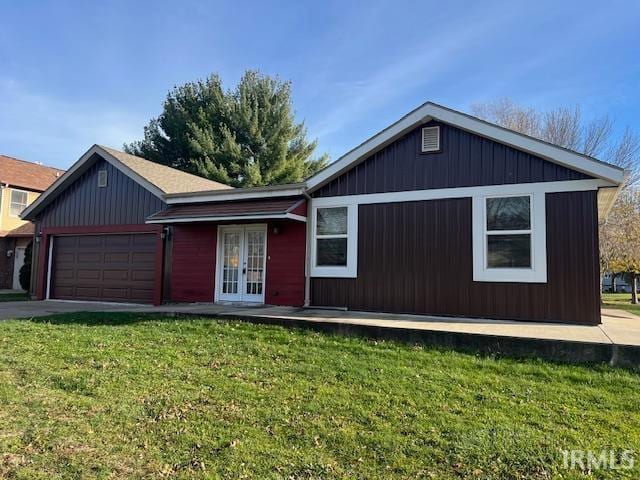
[170,225,217,302]
[169,220,305,306]
[265,221,306,307]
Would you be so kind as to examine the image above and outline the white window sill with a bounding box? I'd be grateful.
[473,267,547,283]
[310,265,357,278]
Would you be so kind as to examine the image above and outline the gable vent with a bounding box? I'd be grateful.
[98,170,108,188]
[421,126,440,153]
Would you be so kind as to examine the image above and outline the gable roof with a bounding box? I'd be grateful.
[97,146,231,195]
[21,144,232,220]
[306,102,625,192]
[0,154,64,191]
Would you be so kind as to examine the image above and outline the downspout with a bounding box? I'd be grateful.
[0,183,7,231]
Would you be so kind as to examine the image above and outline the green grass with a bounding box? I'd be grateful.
[602,293,640,316]
[0,292,29,302]
[0,313,638,479]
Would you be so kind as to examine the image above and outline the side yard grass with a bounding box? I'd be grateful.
[0,312,638,479]
[602,292,640,316]
[0,292,29,302]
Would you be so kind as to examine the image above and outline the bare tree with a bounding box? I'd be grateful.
[472,98,640,301]
[471,98,640,188]
[602,190,640,303]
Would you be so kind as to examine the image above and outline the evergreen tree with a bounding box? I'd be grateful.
[125,71,327,187]
[19,241,32,291]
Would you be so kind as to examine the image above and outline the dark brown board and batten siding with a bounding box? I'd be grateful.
[313,122,591,198]
[311,191,600,325]
[310,122,600,325]
[36,155,166,229]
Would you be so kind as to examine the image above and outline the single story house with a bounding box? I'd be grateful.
[22,102,624,325]
[0,154,64,290]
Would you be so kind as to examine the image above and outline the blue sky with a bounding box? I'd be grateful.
[0,0,638,169]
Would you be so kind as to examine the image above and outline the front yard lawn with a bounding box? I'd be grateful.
[0,313,638,479]
[602,293,640,316]
[0,292,29,302]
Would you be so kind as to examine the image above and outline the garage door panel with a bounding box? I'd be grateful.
[50,233,157,304]
[78,236,103,247]
[132,270,154,281]
[131,252,155,263]
[77,269,101,280]
[104,252,130,263]
[103,269,129,281]
[130,289,154,301]
[78,252,102,263]
[54,286,75,297]
[55,252,75,263]
[102,288,130,299]
[75,286,101,298]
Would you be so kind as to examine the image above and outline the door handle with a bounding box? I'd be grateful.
[242,268,246,275]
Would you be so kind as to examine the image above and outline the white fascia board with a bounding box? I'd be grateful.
[146,212,306,224]
[21,144,166,220]
[310,179,613,208]
[306,102,625,192]
[430,105,625,184]
[166,185,307,204]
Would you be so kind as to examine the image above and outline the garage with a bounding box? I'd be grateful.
[49,233,157,303]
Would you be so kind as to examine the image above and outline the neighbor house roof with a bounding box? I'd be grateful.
[21,145,233,220]
[0,154,64,191]
[0,223,35,238]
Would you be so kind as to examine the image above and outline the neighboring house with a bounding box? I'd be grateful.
[22,102,624,325]
[602,273,637,293]
[0,155,63,290]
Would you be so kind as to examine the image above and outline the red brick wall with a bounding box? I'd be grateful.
[170,224,217,302]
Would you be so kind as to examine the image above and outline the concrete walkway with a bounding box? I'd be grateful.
[0,300,638,345]
[1,300,639,366]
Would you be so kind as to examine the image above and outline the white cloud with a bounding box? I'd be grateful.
[0,78,147,168]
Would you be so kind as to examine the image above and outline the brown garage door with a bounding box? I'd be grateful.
[50,234,157,303]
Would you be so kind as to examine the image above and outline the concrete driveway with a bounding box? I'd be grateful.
[0,300,155,320]
[0,299,247,320]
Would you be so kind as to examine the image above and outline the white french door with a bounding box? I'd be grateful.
[217,225,267,303]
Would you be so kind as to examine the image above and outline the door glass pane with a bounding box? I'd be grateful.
[317,207,347,235]
[245,230,265,296]
[317,238,347,266]
[222,232,240,294]
[486,196,530,231]
[487,234,531,268]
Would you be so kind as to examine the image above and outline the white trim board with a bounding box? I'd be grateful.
[310,179,612,208]
[147,212,306,224]
[472,193,547,283]
[306,102,625,192]
[165,185,307,204]
[214,223,268,304]
[309,203,358,278]
[45,237,54,300]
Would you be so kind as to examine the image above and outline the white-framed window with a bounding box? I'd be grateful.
[472,192,547,283]
[9,189,28,217]
[310,203,358,278]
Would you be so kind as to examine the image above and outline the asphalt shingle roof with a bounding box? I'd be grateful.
[99,145,233,195]
[0,155,64,191]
